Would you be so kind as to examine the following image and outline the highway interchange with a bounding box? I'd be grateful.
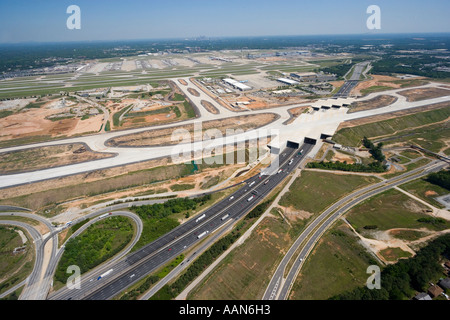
[263,160,448,300]
[0,68,449,300]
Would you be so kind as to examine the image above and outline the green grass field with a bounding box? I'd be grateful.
[189,215,293,300]
[279,171,379,214]
[379,247,413,262]
[399,177,449,209]
[0,226,35,295]
[333,106,450,147]
[346,189,450,236]
[289,221,379,300]
[360,85,395,95]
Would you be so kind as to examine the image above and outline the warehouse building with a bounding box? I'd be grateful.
[277,78,299,86]
[223,78,252,91]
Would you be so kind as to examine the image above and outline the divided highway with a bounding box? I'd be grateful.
[263,160,447,300]
[50,143,313,300]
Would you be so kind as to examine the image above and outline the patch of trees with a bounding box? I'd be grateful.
[55,216,133,284]
[245,200,271,220]
[131,195,211,250]
[307,160,387,173]
[371,56,449,79]
[330,233,450,300]
[362,137,385,162]
[321,63,354,79]
[417,217,446,225]
[308,137,387,173]
[426,170,450,191]
[120,275,160,300]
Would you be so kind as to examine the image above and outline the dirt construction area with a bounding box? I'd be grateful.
[351,75,430,96]
[398,87,450,102]
[0,97,103,145]
[106,113,278,147]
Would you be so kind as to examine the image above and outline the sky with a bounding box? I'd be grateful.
[0,0,449,43]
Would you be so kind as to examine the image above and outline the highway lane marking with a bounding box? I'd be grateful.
[82,147,306,300]
[275,161,447,300]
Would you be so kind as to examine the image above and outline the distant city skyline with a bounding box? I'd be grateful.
[1,0,449,44]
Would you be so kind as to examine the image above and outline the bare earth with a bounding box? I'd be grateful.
[106,113,278,147]
[348,95,398,114]
[398,87,450,102]
[0,143,115,175]
[200,100,219,115]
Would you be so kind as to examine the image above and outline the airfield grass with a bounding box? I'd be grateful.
[289,220,379,300]
[0,226,35,296]
[399,177,448,209]
[360,85,395,95]
[279,170,379,215]
[399,150,422,159]
[333,106,450,147]
[345,189,450,236]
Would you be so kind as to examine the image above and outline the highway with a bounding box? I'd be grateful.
[0,220,43,300]
[333,61,370,98]
[44,211,142,300]
[48,143,313,300]
[263,160,447,300]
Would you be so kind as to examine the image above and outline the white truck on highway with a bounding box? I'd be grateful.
[221,214,229,221]
[196,214,206,223]
[197,231,209,239]
[248,196,254,202]
[249,181,255,187]
[97,269,113,280]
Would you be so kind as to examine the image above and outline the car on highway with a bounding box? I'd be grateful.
[229,196,234,201]
[264,180,270,185]
[277,169,283,174]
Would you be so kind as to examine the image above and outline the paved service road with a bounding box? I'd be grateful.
[263,160,447,300]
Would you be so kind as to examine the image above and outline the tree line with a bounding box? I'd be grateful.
[426,170,450,191]
[330,233,450,300]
